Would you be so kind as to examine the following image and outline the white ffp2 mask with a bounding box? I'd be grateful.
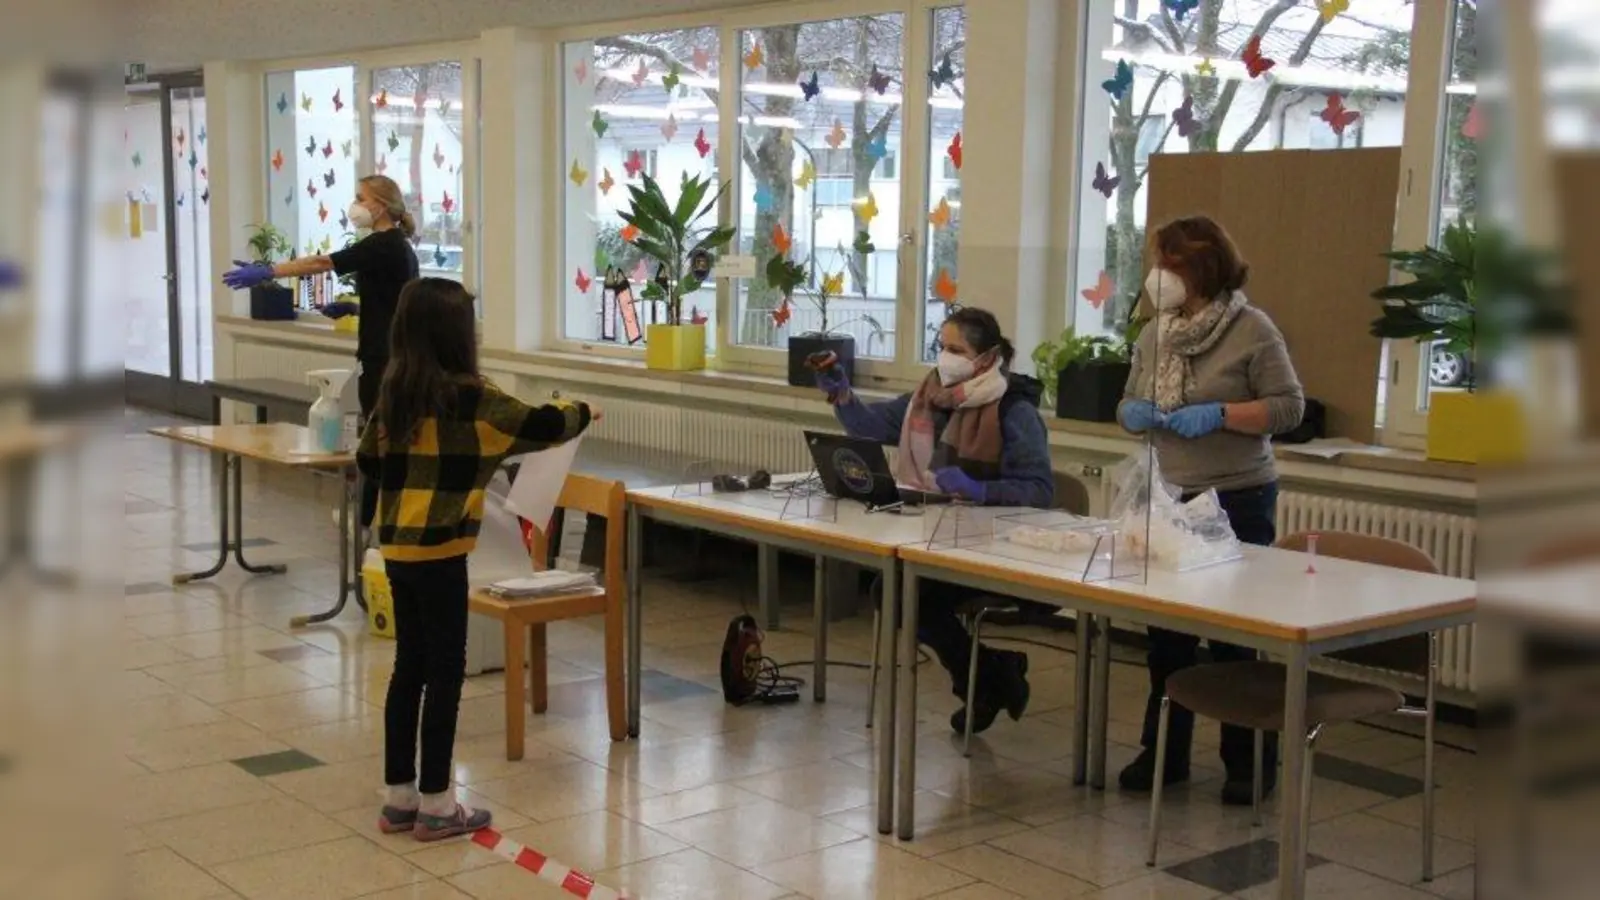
[347,202,375,230]
[936,350,975,387]
[1145,267,1188,310]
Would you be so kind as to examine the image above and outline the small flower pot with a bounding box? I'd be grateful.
[1056,360,1131,423]
[249,283,297,321]
[644,324,708,371]
[787,333,856,388]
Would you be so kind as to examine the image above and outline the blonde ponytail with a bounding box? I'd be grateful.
[358,174,415,238]
[396,210,417,239]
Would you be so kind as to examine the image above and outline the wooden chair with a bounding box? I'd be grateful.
[469,473,627,761]
[1147,531,1444,882]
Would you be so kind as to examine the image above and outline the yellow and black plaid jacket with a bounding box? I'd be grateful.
[356,381,591,562]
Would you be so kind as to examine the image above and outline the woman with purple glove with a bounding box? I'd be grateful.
[816,307,1053,736]
[1114,216,1304,806]
[222,175,419,528]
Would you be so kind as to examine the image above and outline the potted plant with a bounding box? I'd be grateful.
[766,246,884,387]
[619,172,736,371]
[244,222,295,321]
[1032,327,1131,423]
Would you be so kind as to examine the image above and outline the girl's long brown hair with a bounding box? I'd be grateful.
[378,277,479,445]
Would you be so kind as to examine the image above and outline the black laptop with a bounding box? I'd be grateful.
[803,431,949,511]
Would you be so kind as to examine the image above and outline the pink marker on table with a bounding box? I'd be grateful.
[1305,532,1319,574]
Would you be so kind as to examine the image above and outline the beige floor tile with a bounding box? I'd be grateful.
[1074,872,1221,900]
[127,607,252,639]
[277,711,388,763]
[756,837,976,900]
[221,687,381,733]
[347,881,475,899]
[1420,865,1473,900]
[1234,861,1440,900]
[122,669,180,701]
[404,839,508,878]
[1365,783,1476,845]
[267,756,386,813]
[501,810,684,871]
[932,844,1098,899]
[125,637,197,669]
[163,624,312,660]
[179,662,331,705]
[824,791,1031,858]
[126,847,235,900]
[734,759,877,817]
[616,782,769,828]
[144,652,284,687]
[127,718,288,772]
[124,691,231,735]
[211,835,428,899]
[145,795,351,866]
[988,814,1204,889]
[1308,812,1473,886]
[446,863,590,899]
[126,762,279,824]
[470,758,664,822]
[599,847,791,900]
[927,764,1132,828]
[927,885,1026,900]
[653,798,863,868]
[126,591,219,619]
[448,733,579,786]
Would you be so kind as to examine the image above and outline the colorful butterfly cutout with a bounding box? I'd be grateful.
[306,178,318,199]
[629,259,649,282]
[434,245,448,268]
[799,71,821,102]
[947,132,963,171]
[433,144,445,168]
[743,43,764,71]
[196,126,206,145]
[131,150,142,168]
[1319,93,1360,135]
[821,271,844,296]
[1172,95,1201,137]
[929,53,956,89]
[1102,59,1133,101]
[175,192,185,208]
[199,166,207,180]
[598,168,616,195]
[376,154,388,175]
[1081,270,1114,309]
[854,230,876,256]
[271,148,284,172]
[771,299,792,327]
[387,131,400,153]
[570,159,589,186]
[1316,0,1350,23]
[623,150,645,179]
[341,139,352,159]
[317,201,329,223]
[868,65,891,96]
[339,211,349,231]
[631,59,649,87]
[186,148,197,169]
[857,192,879,224]
[928,197,952,229]
[201,188,210,205]
[772,223,792,254]
[300,92,312,113]
[174,128,185,150]
[690,307,708,325]
[323,169,336,188]
[694,128,712,159]
[276,92,289,114]
[441,190,455,215]
[573,59,588,84]
[575,268,593,293]
[1092,161,1120,198]
[660,114,679,142]
[663,63,682,93]
[1163,0,1200,22]
[621,224,641,243]
[592,110,609,138]
[305,135,317,158]
[284,186,293,206]
[865,135,888,163]
[1243,35,1276,79]
[825,120,847,150]
[753,184,774,212]
[332,88,344,112]
[795,159,816,189]
[321,140,333,158]
[1195,57,1217,78]
[933,268,958,304]
[1461,103,1482,140]
[374,89,388,108]
[692,47,711,73]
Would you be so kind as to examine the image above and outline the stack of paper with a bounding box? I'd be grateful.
[484,570,597,599]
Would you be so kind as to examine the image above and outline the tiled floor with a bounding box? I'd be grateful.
[123,411,1476,899]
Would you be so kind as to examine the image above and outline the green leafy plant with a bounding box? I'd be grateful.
[1369,218,1477,359]
[619,172,736,326]
[765,244,884,340]
[244,222,291,264]
[1031,326,1130,409]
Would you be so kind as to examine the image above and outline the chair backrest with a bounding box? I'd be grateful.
[1051,470,1091,516]
[1277,530,1439,676]
[526,473,625,600]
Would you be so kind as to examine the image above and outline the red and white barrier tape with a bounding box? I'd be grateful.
[471,828,630,899]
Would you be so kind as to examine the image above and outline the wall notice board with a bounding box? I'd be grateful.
[1555,152,1600,436]
[1144,148,1402,444]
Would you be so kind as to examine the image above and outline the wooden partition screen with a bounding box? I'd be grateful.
[1144,149,1402,443]
[1554,152,1600,436]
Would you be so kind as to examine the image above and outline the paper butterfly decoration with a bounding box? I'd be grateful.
[771,299,792,327]
[1081,270,1114,309]
[321,140,333,159]
[332,89,344,112]
[200,166,207,179]
[1102,59,1133,101]
[821,271,844,296]
[929,53,956,90]
[1092,161,1120,198]
[387,131,400,152]
[570,159,589,186]
[1461,103,1482,140]
[663,63,682,93]
[175,193,184,208]
[598,168,616,195]
[301,92,312,113]
[1316,0,1350,23]
[429,245,445,268]
[744,43,764,71]
[933,268,958,304]
[632,59,649,87]
[947,132,963,171]
[374,89,388,108]
[692,47,711,73]
[868,65,891,96]
[629,259,650,282]
[695,128,712,159]
[1195,57,1217,78]
[865,135,888,163]
[1172,95,1201,137]
[660,114,679,142]
[271,148,284,171]
[1319,93,1360,135]
[441,190,455,215]
[592,110,609,138]
[186,148,196,169]
[753,184,774,212]
[376,154,388,175]
[276,92,289,114]
[690,307,708,325]
[857,192,879,224]
[341,139,352,159]
[825,120,847,150]
[284,186,293,206]
[174,128,185,150]
[621,224,641,243]
[772,223,792,255]
[201,188,210,205]
[799,71,821,102]
[306,178,318,199]
[1243,35,1276,79]
[928,197,953,229]
[305,135,317,158]
[197,126,206,145]
[433,144,445,169]
[575,268,593,293]
[339,211,349,231]
[1163,0,1200,22]
[795,159,816,189]
[573,59,588,84]
[623,150,645,179]
[323,169,336,188]
[317,201,329,223]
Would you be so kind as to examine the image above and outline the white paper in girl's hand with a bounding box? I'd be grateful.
[504,436,585,529]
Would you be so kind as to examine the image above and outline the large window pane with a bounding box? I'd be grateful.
[561,27,721,349]
[1071,1,1415,340]
[371,62,467,281]
[922,6,965,362]
[733,13,905,359]
[1540,0,1600,148]
[264,66,357,311]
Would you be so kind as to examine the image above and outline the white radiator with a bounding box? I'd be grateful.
[1278,491,1478,694]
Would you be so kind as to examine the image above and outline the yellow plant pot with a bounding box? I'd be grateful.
[644,324,707,371]
[333,314,359,334]
[1425,389,1526,464]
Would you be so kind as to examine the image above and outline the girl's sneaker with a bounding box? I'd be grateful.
[377,806,418,834]
[414,804,493,842]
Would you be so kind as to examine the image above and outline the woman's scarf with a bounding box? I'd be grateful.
[1146,291,1248,412]
[895,354,1010,489]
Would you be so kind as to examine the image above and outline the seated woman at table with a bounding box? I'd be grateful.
[814,307,1054,735]
[1115,215,1304,805]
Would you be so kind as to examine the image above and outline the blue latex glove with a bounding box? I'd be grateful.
[1119,399,1165,433]
[1164,402,1226,439]
[933,467,986,504]
[320,301,360,319]
[814,363,851,405]
[222,260,275,290]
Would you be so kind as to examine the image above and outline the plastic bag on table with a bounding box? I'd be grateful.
[1109,449,1242,570]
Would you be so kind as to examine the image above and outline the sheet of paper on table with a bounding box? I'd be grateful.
[504,435,585,529]
[1277,437,1399,460]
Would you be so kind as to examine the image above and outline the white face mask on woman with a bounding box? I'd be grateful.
[936,350,976,387]
[347,202,375,230]
[1145,267,1188,311]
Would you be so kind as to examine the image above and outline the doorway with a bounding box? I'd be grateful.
[124,72,214,420]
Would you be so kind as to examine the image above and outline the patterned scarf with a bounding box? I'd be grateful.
[895,354,1010,490]
[1146,291,1248,412]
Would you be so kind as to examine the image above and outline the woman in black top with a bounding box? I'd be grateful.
[222,174,420,524]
